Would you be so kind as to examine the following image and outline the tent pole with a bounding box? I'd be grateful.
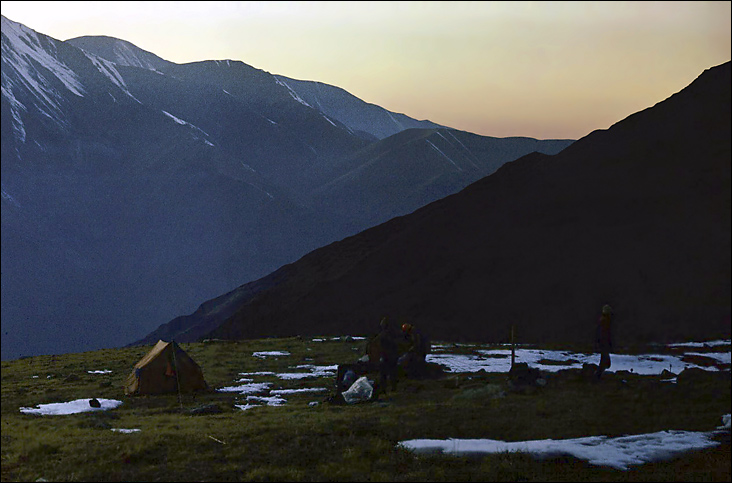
[172,341,183,410]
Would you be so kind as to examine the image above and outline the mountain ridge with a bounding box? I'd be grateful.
[184,61,731,347]
[2,15,574,359]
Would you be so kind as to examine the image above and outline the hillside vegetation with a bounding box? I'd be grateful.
[1,337,730,482]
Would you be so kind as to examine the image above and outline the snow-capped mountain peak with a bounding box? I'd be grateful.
[1,16,85,98]
[1,15,85,139]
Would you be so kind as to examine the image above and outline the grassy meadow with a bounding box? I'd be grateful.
[1,336,730,482]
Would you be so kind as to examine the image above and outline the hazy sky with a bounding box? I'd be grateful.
[2,1,730,139]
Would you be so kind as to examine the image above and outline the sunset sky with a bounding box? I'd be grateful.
[2,1,730,140]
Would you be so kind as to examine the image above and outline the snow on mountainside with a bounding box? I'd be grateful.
[66,31,447,142]
[1,16,85,97]
[2,15,346,360]
[2,15,580,360]
[67,35,171,72]
[273,75,446,140]
[1,15,85,139]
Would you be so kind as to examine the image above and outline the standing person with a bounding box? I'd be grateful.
[594,305,613,380]
[400,323,430,378]
[369,317,399,398]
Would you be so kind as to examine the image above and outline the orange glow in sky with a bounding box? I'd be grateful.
[2,1,730,140]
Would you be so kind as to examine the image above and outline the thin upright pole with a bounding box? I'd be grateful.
[511,325,516,369]
[172,341,183,410]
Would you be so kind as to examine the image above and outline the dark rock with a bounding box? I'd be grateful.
[509,362,546,388]
[89,398,101,408]
[676,367,716,385]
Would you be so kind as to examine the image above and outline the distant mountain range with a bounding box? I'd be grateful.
[1,15,573,359]
[142,61,730,348]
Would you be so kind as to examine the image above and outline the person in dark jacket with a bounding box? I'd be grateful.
[399,323,430,378]
[368,317,399,398]
[594,305,613,379]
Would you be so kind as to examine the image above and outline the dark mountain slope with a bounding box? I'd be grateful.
[201,61,730,347]
[305,127,573,233]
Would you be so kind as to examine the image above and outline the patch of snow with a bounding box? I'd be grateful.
[84,52,126,88]
[398,428,723,471]
[274,78,312,107]
[87,370,112,374]
[160,110,213,143]
[1,16,85,136]
[428,347,729,375]
[234,403,259,411]
[110,40,160,71]
[239,161,256,173]
[252,351,290,358]
[426,139,462,172]
[322,114,337,127]
[161,110,187,125]
[668,340,731,348]
[1,16,85,97]
[111,428,141,433]
[246,395,287,406]
[275,373,319,381]
[19,398,122,415]
[270,388,328,395]
[82,52,141,103]
[217,382,272,394]
[271,365,337,380]
[1,186,21,208]
[442,130,481,169]
[0,80,27,142]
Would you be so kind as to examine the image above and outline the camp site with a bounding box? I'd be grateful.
[2,335,730,482]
